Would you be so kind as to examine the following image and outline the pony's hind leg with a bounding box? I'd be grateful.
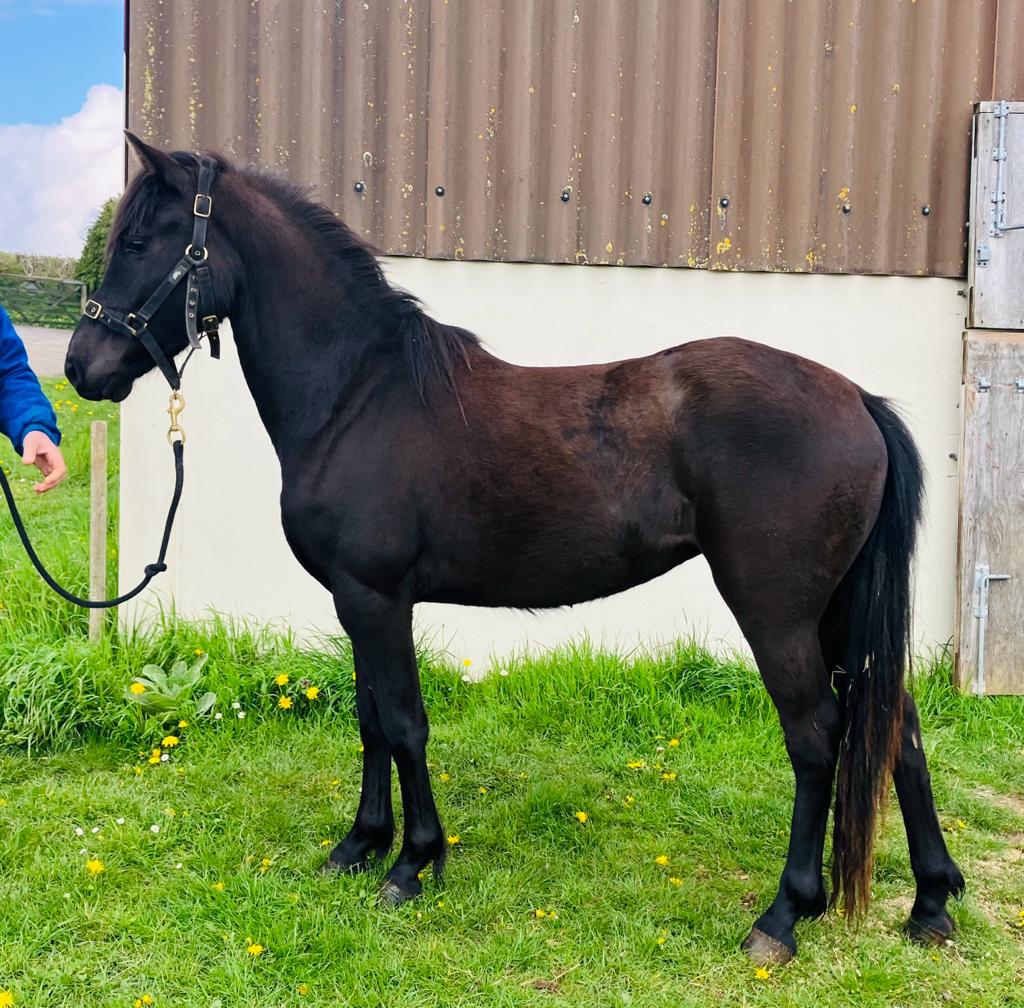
[331,583,447,905]
[894,691,965,944]
[739,623,840,966]
[321,655,395,873]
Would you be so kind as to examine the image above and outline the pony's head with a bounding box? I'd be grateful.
[65,133,238,401]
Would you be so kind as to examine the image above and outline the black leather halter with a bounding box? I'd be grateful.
[81,156,222,390]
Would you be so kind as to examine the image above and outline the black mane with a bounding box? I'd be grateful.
[110,150,479,399]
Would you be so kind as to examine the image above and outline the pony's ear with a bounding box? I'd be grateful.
[125,131,190,191]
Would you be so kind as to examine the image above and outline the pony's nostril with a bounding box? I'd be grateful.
[64,357,82,388]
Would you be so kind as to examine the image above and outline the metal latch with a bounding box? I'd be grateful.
[978,376,992,392]
[973,563,1011,696]
[988,101,1024,237]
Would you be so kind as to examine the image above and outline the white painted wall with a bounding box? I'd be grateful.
[118,262,965,667]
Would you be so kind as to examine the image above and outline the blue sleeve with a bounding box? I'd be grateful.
[0,304,61,455]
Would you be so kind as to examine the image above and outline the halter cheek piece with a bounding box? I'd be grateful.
[81,156,223,391]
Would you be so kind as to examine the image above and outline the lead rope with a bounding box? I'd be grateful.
[0,393,186,609]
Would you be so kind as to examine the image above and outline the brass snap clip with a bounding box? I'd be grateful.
[167,391,186,445]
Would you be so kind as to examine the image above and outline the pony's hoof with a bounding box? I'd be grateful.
[741,927,795,966]
[319,856,367,876]
[378,879,417,908]
[905,913,954,946]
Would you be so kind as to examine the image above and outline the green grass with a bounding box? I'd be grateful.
[0,384,1022,1007]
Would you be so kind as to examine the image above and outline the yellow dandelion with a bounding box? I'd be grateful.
[178,719,189,729]
[194,648,204,656]
[259,857,272,873]
[278,696,293,710]
[212,881,225,892]
[623,795,636,807]
[656,929,669,946]
[534,908,548,918]
[436,900,445,908]
[626,759,646,770]
[297,985,310,997]
[130,682,146,695]
[755,966,771,981]
[661,771,678,781]
[134,1000,142,1008]
[274,673,289,686]
[439,772,451,783]
[655,855,670,867]
[141,996,154,1006]
[574,810,589,824]
[0,993,14,1008]
[86,858,105,876]
[668,738,680,748]
[304,686,320,700]
[246,942,265,957]
[161,736,180,748]
[462,659,472,667]
[320,839,331,848]
[669,876,683,886]
[447,834,461,846]
[148,752,161,765]
[478,786,489,795]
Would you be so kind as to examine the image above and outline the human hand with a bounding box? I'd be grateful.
[22,430,67,493]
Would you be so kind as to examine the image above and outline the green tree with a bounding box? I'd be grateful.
[74,197,118,293]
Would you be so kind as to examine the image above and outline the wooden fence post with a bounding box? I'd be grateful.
[89,421,108,641]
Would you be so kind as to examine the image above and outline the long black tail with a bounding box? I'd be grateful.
[827,392,924,917]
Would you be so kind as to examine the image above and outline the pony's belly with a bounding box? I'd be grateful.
[420,539,700,609]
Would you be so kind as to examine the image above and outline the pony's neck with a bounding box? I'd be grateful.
[217,174,405,453]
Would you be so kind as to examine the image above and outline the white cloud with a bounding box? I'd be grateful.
[0,83,123,256]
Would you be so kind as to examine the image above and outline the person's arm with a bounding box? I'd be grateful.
[0,305,66,492]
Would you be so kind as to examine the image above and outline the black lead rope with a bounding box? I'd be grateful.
[0,439,184,609]
[4,156,222,610]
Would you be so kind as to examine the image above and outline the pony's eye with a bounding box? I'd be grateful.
[125,237,147,254]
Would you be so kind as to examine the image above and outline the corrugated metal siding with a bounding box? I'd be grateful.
[709,0,1010,276]
[423,0,718,266]
[129,0,431,255]
[127,0,1024,276]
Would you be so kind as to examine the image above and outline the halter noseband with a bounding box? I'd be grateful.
[82,156,223,391]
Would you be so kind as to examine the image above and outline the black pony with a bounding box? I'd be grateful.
[65,136,964,965]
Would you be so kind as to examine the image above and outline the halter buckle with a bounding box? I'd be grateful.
[126,313,146,336]
[193,193,212,218]
[83,299,102,319]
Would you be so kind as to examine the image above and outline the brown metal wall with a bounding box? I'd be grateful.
[127,0,1024,277]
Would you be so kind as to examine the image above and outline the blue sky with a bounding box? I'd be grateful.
[0,0,125,254]
[0,0,123,125]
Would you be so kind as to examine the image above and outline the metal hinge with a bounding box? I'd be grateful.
[976,241,991,267]
[973,563,1011,696]
[978,376,992,392]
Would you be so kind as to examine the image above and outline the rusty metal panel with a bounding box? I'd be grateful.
[127,0,431,256]
[424,0,718,266]
[709,0,1003,277]
[994,0,1024,99]
[127,0,1024,275]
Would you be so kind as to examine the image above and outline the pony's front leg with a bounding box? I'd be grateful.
[333,583,446,905]
[321,654,395,873]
